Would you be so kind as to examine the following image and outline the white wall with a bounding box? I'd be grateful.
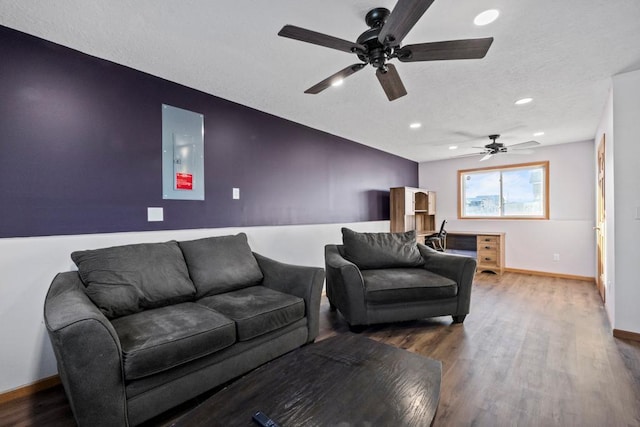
[611,69,640,334]
[0,220,388,394]
[419,141,595,277]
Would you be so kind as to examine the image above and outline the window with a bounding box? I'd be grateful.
[458,161,549,219]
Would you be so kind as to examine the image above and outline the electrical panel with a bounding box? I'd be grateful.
[162,104,204,200]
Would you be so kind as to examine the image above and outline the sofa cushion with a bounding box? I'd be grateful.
[111,302,235,380]
[341,228,424,270]
[179,233,264,298]
[71,241,196,318]
[197,286,304,341]
[362,268,458,304]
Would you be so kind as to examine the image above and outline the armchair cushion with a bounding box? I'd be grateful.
[111,302,235,380]
[341,228,424,270]
[198,286,305,341]
[71,241,196,319]
[362,268,458,304]
[179,233,264,298]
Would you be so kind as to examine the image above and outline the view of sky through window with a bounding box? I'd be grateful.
[461,163,547,218]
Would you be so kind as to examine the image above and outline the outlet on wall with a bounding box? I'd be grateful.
[553,253,560,262]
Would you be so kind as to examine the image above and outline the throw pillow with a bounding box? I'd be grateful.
[178,233,264,298]
[341,228,424,270]
[71,241,196,318]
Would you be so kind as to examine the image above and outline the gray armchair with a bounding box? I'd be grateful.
[325,228,477,330]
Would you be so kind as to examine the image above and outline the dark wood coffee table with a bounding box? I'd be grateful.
[173,334,441,426]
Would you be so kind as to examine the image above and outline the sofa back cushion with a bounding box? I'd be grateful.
[178,233,264,298]
[341,228,424,270]
[71,241,196,319]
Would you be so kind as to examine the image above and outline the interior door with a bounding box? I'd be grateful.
[596,135,606,302]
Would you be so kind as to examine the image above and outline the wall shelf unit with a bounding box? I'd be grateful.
[390,187,436,235]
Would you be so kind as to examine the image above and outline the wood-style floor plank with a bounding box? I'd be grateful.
[320,272,640,427]
[1,272,639,426]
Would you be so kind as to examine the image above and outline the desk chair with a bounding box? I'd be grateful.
[425,220,447,251]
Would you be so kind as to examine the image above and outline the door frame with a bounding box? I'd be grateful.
[596,134,606,302]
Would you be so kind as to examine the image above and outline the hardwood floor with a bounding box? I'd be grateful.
[2,272,639,426]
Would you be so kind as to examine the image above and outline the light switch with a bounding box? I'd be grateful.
[147,207,164,222]
[233,188,240,200]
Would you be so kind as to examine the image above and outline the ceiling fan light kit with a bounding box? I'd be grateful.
[278,0,494,101]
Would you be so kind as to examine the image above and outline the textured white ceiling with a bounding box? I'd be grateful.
[1,0,639,162]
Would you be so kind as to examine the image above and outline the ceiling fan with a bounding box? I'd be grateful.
[460,134,541,161]
[277,0,494,101]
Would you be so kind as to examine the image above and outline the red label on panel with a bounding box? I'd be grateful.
[176,173,193,190]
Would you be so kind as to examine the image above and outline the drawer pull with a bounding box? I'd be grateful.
[484,246,491,249]
[484,257,492,261]
[484,238,491,242]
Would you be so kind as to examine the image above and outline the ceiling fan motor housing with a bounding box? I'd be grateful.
[486,135,506,154]
[357,8,393,69]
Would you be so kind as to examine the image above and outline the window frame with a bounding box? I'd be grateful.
[457,161,550,220]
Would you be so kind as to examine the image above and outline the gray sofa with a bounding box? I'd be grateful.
[44,233,324,426]
[325,228,476,329]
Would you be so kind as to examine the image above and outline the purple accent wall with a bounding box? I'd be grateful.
[0,25,417,238]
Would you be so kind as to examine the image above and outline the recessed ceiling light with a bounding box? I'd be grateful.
[331,79,343,87]
[515,97,533,105]
[474,9,500,26]
[533,131,545,137]
[409,123,422,129]
[449,145,458,150]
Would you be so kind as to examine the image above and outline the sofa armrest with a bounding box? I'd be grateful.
[44,272,129,427]
[253,253,325,343]
[324,245,368,325]
[417,243,477,315]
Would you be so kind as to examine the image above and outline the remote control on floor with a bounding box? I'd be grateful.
[252,411,280,427]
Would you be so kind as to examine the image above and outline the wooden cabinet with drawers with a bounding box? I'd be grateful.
[445,231,505,275]
[476,233,505,275]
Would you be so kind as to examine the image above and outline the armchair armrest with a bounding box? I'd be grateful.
[417,243,477,315]
[44,272,128,427]
[324,245,368,325]
[253,253,324,342]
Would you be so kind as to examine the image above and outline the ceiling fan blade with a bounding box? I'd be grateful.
[509,149,535,155]
[508,140,540,149]
[378,0,435,47]
[278,25,365,54]
[375,63,408,101]
[304,63,366,94]
[397,38,494,62]
[480,153,493,161]
[396,37,493,62]
[452,152,486,159]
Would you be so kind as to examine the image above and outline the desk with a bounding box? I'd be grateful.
[419,231,505,275]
